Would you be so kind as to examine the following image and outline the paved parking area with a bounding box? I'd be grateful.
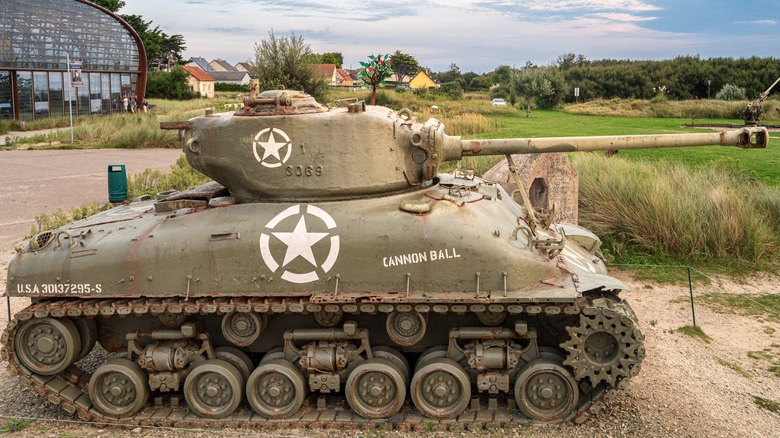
[0,148,183,249]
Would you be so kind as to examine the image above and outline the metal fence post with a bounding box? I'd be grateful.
[687,266,696,326]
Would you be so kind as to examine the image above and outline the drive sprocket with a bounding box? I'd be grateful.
[560,297,645,387]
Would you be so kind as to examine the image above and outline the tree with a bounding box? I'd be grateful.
[469,75,492,91]
[715,83,747,101]
[146,68,195,99]
[319,52,343,68]
[492,65,512,85]
[92,1,185,72]
[357,54,393,105]
[91,0,125,12]
[436,63,461,84]
[511,66,566,116]
[389,51,420,83]
[250,31,328,101]
[555,53,588,71]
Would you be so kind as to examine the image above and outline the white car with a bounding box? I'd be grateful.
[491,98,507,106]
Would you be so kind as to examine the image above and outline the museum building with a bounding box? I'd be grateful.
[0,0,147,121]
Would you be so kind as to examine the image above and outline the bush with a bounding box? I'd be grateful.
[127,155,211,199]
[251,31,328,101]
[31,202,109,235]
[490,85,510,100]
[563,98,754,120]
[435,81,463,100]
[146,68,197,100]
[715,83,747,101]
[215,82,248,92]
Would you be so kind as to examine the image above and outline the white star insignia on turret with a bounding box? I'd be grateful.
[252,128,292,167]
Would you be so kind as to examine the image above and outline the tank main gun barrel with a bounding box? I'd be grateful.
[455,127,768,159]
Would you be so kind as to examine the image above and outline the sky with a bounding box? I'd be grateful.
[123,0,779,74]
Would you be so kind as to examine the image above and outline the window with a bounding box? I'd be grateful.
[78,74,90,117]
[101,73,111,115]
[110,73,121,112]
[90,72,101,115]
[33,72,50,119]
[16,71,33,121]
[0,71,13,120]
[49,72,64,118]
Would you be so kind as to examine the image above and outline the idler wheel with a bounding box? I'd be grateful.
[15,317,82,375]
[222,312,266,347]
[514,358,578,423]
[184,359,244,419]
[372,346,410,384]
[73,317,97,361]
[411,358,470,419]
[346,358,406,419]
[386,310,426,346]
[89,358,149,418]
[214,346,255,381]
[246,359,307,418]
[560,302,645,387]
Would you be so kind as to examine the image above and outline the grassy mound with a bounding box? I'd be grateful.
[572,154,779,269]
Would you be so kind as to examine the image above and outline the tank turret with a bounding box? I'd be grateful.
[162,89,767,202]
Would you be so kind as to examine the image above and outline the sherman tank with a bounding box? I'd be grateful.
[2,89,768,429]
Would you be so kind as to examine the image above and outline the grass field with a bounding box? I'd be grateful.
[463,111,780,186]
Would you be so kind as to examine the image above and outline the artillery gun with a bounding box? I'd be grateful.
[3,89,768,428]
[743,75,780,125]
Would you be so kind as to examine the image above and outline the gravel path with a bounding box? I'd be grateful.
[0,242,777,437]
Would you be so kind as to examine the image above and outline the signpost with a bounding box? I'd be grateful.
[66,55,82,144]
[574,87,580,104]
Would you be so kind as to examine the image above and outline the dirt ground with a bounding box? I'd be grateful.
[0,241,777,437]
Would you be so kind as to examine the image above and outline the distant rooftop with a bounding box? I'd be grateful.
[181,65,214,81]
[190,57,215,72]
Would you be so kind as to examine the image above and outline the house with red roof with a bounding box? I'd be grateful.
[181,65,215,98]
[336,68,353,86]
[315,64,338,86]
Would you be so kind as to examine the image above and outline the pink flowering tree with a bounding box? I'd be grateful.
[358,54,393,105]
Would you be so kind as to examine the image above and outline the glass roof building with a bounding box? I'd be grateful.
[0,0,147,121]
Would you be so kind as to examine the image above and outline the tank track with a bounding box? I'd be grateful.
[0,296,642,431]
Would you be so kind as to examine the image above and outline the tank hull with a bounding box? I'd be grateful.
[6,177,612,300]
[3,175,643,426]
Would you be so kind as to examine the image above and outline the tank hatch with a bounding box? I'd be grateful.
[235,89,328,116]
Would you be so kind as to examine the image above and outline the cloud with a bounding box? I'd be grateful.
[240,0,420,21]
[474,0,661,13]
[590,12,657,21]
[735,20,776,25]
[207,27,252,33]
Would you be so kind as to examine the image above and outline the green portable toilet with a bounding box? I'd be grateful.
[108,163,127,202]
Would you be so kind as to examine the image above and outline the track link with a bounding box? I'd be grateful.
[0,296,641,430]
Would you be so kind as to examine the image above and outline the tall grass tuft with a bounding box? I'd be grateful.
[414,107,501,136]
[572,154,778,264]
[564,98,780,121]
